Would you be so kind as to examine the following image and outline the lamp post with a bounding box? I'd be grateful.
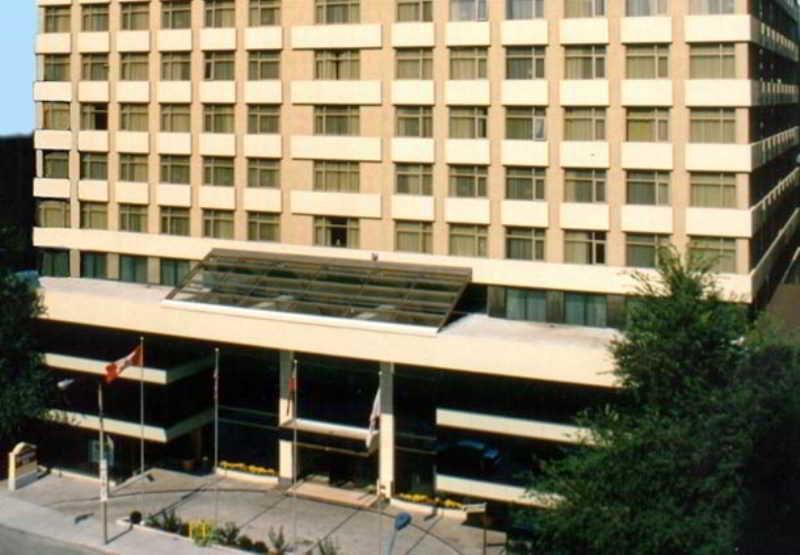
[384,512,412,555]
[57,378,109,545]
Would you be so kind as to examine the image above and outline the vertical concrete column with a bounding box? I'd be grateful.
[278,350,295,485]
[378,361,395,497]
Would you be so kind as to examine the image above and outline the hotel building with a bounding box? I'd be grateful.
[31,0,800,513]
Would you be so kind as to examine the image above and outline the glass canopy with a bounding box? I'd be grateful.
[166,249,472,330]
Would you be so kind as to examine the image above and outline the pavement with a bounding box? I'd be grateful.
[0,469,506,555]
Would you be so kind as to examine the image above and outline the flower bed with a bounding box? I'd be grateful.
[390,493,467,522]
[216,461,279,486]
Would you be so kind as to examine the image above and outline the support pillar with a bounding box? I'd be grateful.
[378,362,395,497]
[278,350,294,486]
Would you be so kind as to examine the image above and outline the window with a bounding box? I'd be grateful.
[507,0,544,18]
[120,104,149,131]
[565,293,607,327]
[121,2,149,30]
[506,107,546,140]
[506,46,546,79]
[450,0,487,21]
[626,44,669,78]
[396,107,433,137]
[248,105,280,134]
[689,0,735,14]
[689,108,735,143]
[506,227,545,260]
[506,167,545,200]
[82,4,109,31]
[247,212,280,241]
[161,52,191,81]
[627,233,669,268]
[450,47,488,79]
[39,249,70,277]
[314,50,359,80]
[396,48,433,79]
[314,216,360,248]
[565,230,606,264]
[314,160,359,192]
[36,200,71,228]
[249,0,281,25]
[689,236,736,272]
[396,221,433,253]
[204,51,235,80]
[119,153,148,182]
[449,107,488,138]
[314,106,359,135]
[81,252,107,279]
[80,103,108,130]
[564,0,606,17]
[205,0,235,27]
[121,53,149,80]
[315,0,360,24]
[449,165,487,197]
[397,0,433,22]
[565,46,606,79]
[43,102,71,130]
[690,173,737,208]
[43,151,69,179]
[160,258,191,286]
[203,157,235,186]
[506,288,547,322]
[160,104,191,132]
[160,155,191,184]
[81,54,108,81]
[449,224,488,257]
[626,0,668,15]
[626,108,669,142]
[162,1,191,29]
[626,171,670,205]
[565,169,606,202]
[689,44,735,79]
[203,104,235,133]
[395,163,433,195]
[203,209,235,239]
[564,107,606,140]
[119,204,148,232]
[43,55,70,81]
[44,6,71,33]
[80,153,107,180]
[160,206,190,235]
[248,158,280,188]
[249,50,281,80]
[80,202,108,229]
[119,255,148,283]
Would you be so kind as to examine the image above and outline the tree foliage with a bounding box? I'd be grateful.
[522,249,800,555]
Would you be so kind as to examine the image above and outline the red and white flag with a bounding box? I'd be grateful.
[105,345,143,384]
[365,388,381,448]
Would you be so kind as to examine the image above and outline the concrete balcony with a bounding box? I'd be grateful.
[501,200,548,227]
[559,80,609,106]
[444,198,490,225]
[620,205,673,234]
[501,80,548,106]
[291,80,381,105]
[291,24,382,49]
[685,80,757,107]
[391,81,435,105]
[199,133,236,157]
[445,80,490,105]
[620,80,672,106]
[116,81,149,103]
[34,130,72,151]
[117,31,150,52]
[244,134,282,158]
[200,28,237,51]
[78,82,109,102]
[501,19,548,45]
[116,131,150,154]
[243,188,282,212]
[391,23,434,47]
[36,33,71,54]
[157,29,192,51]
[116,181,149,205]
[199,186,236,210]
[157,133,192,155]
[684,15,754,43]
[446,139,490,165]
[685,144,752,172]
[560,142,609,168]
[244,27,283,50]
[33,178,71,199]
[620,142,673,170]
[34,82,72,102]
[446,21,490,46]
[620,17,671,43]
[501,140,549,166]
[559,18,609,44]
[291,191,382,219]
[560,203,610,231]
[391,195,435,221]
[77,131,108,152]
[199,81,236,103]
[77,32,109,53]
[244,81,282,104]
[157,184,191,207]
[686,208,752,238]
[290,136,382,162]
[78,180,108,202]
[391,138,435,163]
[158,81,192,103]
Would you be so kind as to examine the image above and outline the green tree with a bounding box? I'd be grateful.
[521,249,800,555]
[0,231,54,454]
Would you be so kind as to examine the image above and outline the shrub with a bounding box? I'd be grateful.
[179,523,190,537]
[317,537,342,555]
[190,520,215,547]
[144,513,159,528]
[216,521,240,546]
[159,508,182,533]
[253,540,268,554]
[129,511,142,525]
[268,526,289,554]
[238,535,254,550]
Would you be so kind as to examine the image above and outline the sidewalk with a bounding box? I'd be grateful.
[0,469,506,555]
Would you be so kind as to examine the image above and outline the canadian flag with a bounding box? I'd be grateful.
[105,345,143,384]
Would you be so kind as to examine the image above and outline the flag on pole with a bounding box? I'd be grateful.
[286,366,297,417]
[366,388,381,448]
[105,345,143,384]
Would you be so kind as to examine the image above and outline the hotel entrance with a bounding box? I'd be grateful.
[288,354,379,491]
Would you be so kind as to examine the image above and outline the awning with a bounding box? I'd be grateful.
[165,249,472,331]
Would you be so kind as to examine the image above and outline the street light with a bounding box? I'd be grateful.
[383,512,412,555]
[58,377,109,545]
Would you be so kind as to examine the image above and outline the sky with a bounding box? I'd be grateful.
[0,3,35,135]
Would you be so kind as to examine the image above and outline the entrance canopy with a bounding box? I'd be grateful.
[166,249,472,331]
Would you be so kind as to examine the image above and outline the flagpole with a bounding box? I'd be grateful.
[97,381,108,545]
[139,336,145,480]
[292,358,298,554]
[214,347,220,525]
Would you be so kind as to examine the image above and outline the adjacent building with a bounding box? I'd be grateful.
[31,0,800,515]
[0,135,35,271]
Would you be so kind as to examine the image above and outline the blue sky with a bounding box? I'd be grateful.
[0,3,35,135]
